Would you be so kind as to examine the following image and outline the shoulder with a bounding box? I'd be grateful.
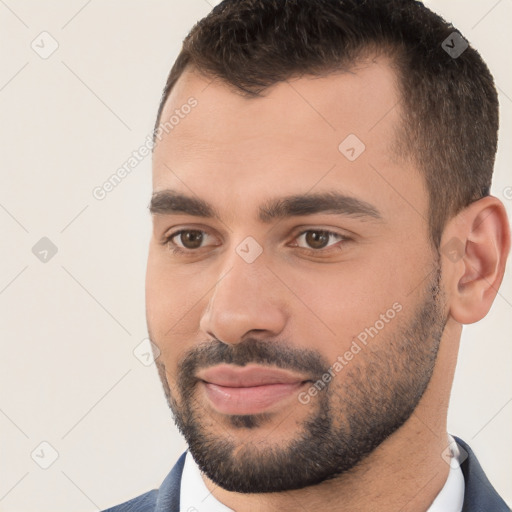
[453,436,510,512]
[102,490,158,512]
[101,452,187,512]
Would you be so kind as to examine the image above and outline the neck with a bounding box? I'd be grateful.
[202,321,461,512]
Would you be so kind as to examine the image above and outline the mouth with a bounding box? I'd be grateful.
[196,364,312,415]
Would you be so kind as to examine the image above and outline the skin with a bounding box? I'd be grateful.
[145,57,510,511]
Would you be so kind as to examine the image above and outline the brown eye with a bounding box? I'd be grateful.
[175,230,204,249]
[294,229,347,252]
[164,228,219,256]
[304,231,330,249]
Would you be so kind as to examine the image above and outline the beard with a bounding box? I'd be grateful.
[152,263,446,494]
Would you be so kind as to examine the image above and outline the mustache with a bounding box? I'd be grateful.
[177,337,330,383]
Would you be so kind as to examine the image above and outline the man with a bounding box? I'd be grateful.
[104,0,510,510]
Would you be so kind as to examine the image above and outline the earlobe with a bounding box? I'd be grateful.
[441,196,510,325]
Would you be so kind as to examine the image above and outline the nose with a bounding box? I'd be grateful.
[198,250,288,345]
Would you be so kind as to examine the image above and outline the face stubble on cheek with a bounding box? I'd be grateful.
[151,262,446,494]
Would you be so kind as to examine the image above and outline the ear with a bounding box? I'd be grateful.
[440,196,511,324]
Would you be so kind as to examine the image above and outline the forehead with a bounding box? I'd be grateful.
[157,58,399,153]
[152,60,427,229]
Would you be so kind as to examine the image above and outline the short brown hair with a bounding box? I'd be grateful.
[154,0,499,247]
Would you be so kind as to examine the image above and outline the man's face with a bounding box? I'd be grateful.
[146,60,447,492]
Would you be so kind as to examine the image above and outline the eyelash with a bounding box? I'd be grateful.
[162,228,349,257]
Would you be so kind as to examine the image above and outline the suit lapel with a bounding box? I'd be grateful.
[155,451,187,512]
[454,436,509,511]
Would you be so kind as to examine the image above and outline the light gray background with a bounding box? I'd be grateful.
[0,1,510,510]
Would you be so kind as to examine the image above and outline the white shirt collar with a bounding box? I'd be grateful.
[179,435,465,512]
[427,435,465,512]
[179,452,233,512]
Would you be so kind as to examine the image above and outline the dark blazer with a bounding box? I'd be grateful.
[102,436,510,511]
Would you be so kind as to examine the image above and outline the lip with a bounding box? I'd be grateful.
[196,364,310,387]
[197,364,312,415]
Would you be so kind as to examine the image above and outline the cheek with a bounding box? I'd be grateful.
[282,252,419,352]
[146,250,211,341]
[146,269,202,377]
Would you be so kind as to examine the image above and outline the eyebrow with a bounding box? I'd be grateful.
[149,189,382,223]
